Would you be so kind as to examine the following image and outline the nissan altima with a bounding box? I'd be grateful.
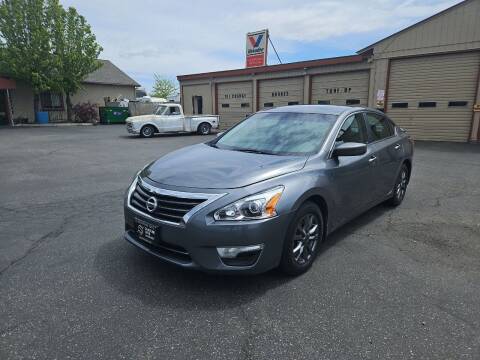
[124,105,413,275]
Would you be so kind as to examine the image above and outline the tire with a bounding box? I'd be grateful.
[280,201,324,276]
[387,164,409,206]
[140,125,155,138]
[197,123,211,135]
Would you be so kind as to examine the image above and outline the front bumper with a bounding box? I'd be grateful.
[124,197,293,274]
[126,122,140,134]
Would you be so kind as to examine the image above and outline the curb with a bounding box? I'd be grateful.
[12,123,96,127]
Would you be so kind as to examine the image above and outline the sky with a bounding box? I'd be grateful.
[61,0,460,93]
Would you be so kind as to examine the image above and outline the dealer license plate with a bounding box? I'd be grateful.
[135,218,159,244]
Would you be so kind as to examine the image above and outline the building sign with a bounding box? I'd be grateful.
[272,91,289,97]
[246,29,268,68]
[376,89,385,108]
[224,93,246,99]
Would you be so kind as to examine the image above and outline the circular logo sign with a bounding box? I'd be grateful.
[146,196,158,213]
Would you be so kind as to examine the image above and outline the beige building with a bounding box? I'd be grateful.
[0,60,139,124]
[178,0,480,142]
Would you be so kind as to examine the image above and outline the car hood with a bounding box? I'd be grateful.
[143,143,307,189]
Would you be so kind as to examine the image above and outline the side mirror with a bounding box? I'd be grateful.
[216,132,224,138]
[332,142,367,157]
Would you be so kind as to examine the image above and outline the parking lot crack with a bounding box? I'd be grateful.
[0,214,74,277]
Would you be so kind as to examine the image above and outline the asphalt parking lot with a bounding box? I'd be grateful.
[0,125,479,359]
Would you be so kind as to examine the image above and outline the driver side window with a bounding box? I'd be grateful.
[167,106,180,115]
[336,113,367,144]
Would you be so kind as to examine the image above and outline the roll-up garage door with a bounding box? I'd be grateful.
[217,82,253,129]
[258,77,304,110]
[387,52,480,142]
[311,71,369,106]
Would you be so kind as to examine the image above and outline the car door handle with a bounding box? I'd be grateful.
[394,144,401,150]
[368,155,377,163]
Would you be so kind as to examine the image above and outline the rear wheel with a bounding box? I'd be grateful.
[197,122,211,135]
[140,125,155,138]
[387,164,409,206]
[280,202,324,276]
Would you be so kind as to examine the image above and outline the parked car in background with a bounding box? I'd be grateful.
[124,105,413,275]
[126,103,219,137]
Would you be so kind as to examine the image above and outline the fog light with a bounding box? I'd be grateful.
[217,245,264,266]
[217,245,264,258]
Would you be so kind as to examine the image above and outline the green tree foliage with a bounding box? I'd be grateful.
[50,2,102,120]
[0,0,102,119]
[0,0,56,111]
[150,75,177,99]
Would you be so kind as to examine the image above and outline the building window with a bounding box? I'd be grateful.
[241,103,250,108]
[288,101,299,106]
[419,101,436,108]
[392,102,408,108]
[263,102,274,108]
[221,103,229,108]
[317,100,331,105]
[346,99,360,105]
[40,91,63,110]
[448,101,468,107]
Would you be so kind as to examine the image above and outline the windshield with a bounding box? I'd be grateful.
[213,112,337,155]
[154,105,167,115]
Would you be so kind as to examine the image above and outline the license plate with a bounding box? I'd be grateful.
[135,218,159,244]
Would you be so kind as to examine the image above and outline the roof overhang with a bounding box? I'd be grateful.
[177,54,367,82]
[0,77,16,89]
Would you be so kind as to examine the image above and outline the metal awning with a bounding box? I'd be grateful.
[0,77,16,89]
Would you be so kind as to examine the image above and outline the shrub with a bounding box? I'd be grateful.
[72,102,99,123]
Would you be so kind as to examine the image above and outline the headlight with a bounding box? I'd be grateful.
[213,186,284,221]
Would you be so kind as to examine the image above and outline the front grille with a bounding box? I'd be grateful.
[130,181,207,224]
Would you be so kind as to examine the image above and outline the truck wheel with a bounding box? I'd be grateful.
[140,125,155,138]
[197,123,211,135]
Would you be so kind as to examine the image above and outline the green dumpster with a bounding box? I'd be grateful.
[99,107,130,124]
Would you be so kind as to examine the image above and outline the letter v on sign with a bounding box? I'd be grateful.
[249,34,263,48]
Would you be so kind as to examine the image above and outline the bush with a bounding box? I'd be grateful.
[72,102,99,123]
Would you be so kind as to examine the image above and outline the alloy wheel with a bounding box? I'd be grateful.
[396,169,408,201]
[292,213,320,265]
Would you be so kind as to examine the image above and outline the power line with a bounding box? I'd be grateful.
[268,36,282,64]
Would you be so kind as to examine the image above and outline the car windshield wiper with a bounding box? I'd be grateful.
[235,148,276,155]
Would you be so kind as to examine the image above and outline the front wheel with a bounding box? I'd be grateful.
[197,123,211,135]
[140,125,155,138]
[280,202,324,276]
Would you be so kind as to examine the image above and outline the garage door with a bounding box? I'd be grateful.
[387,52,480,142]
[217,82,253,129]
[311,71,370,106]
[258,77,304,110]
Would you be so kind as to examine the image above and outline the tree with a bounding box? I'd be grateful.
[150,75,177,99]
[0,0,102,121]
[50,2,102,121]
[0,0,56,112]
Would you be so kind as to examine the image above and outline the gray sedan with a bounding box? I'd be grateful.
[124,105,413,275]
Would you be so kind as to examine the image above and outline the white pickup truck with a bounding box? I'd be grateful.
[126,103,219,138]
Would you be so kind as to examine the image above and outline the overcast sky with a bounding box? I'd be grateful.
[61,0,459,93]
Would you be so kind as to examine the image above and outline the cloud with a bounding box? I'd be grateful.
[241,0,457,42]
[60,0,459,91]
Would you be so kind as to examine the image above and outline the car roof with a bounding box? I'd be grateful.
[259,105,363,116]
